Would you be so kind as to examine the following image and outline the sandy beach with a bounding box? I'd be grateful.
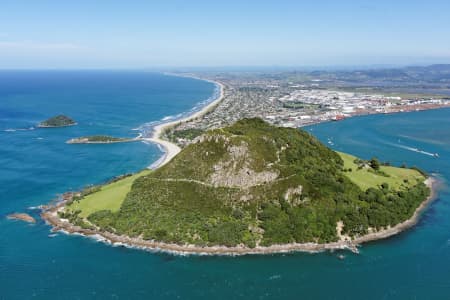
[144,79,225,169]
[38,75,440,256]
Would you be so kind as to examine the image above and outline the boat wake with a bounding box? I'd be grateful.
[386,141,439,157]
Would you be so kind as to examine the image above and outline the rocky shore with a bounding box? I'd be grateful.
[40,178,437,256]
[66,137,141,144]
[38,115,77,128]
[352,177,438,244]
[37,77,439,256]
[7,213,36,223]
[38,123,78,128]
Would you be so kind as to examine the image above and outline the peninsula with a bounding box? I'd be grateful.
[38,115,77,128]
[41,118,433,255]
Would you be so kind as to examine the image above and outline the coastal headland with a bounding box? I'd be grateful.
[40,177,436,255]
[38,74,443,256]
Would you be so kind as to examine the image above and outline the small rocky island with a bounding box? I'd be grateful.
[42,118,433,254]
[7,213,36,223]
[67,135,139,144]
[38,115,77,128]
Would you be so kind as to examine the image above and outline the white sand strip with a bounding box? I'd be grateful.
[144,80,225,169]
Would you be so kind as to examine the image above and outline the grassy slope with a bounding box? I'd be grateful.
[66,119,429,246]
[338,152,424,190]
[69,169,151,218]
[71,152,424,220]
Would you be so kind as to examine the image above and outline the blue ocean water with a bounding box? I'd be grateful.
[1,72,450,299]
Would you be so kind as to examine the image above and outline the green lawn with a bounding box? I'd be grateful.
[68,169,151,218]
[68,151,425,219]
[338,152,425,191]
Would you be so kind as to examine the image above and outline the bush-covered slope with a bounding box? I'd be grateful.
[39,115,76,127]
[79,118,429,247]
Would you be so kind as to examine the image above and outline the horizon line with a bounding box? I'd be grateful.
[0,63,449,72]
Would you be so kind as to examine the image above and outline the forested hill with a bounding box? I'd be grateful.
[75,118,429,247]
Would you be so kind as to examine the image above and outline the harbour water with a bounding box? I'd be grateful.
[1,72,449,299]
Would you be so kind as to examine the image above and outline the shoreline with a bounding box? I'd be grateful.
[37,122,78,128]
[7,213,36,223]
[143,78,225,169]
[300,105,450,129]
[352,177,438,244]
[40,177,438,256]
[38,74,442,256]
[66,137,142,144]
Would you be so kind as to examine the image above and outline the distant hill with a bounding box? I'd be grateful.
[253,64,450,95]
[67,118,429,248]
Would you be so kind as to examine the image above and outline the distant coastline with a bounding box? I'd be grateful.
[39,74,441,256]
[300,105,450,129]
[143,77,225,169]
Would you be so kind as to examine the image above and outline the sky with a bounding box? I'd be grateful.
[1,0,450,69]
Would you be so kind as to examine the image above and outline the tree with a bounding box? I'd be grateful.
[370,157,381,170]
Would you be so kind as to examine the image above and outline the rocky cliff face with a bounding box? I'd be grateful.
[84,118,429,248]
[209,140,279,188]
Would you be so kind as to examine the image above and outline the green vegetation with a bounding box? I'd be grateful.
[85,135,126,142]
[68,170,151,218]
[39,115,76,127]
[166,128,205,144]
[66,118,429,247]
[67,135,132,143]
[339,152,424,191]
